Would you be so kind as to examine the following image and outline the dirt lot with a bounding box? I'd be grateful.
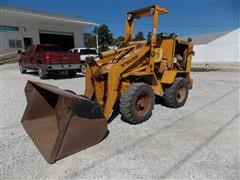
[0,63,239,179]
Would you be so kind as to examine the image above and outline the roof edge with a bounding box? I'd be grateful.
[0,5,99,26]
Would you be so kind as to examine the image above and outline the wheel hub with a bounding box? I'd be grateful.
[176,86,186,103]
[39,68,42,76]
[81,64,86,74]
[135,94,151,115]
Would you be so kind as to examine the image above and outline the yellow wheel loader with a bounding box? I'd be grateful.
[21,5,194,163]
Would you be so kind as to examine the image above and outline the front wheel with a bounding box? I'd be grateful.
[120,83,155,124]
[38,66,47,79]
[19,63,26,74]
[80,62,87,74]
[163,77,189,108]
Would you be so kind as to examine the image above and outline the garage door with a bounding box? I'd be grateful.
[39,30,74,51]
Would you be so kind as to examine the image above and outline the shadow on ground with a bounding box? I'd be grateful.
[24,71,85,80]
[107,96,167,124]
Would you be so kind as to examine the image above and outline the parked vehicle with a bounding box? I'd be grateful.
[69,48,98,74]
[18,44,81,79]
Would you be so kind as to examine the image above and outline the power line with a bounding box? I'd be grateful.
[81,16,239,27]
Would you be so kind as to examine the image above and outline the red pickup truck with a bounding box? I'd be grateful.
[18,44,81,79]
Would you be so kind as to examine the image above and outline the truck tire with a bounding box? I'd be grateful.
[68,70,77,78]
[19,63,26,74]
[80,62,87,74]
[163,77,189,108]
[120,83,155,124]
[38,66,47,79]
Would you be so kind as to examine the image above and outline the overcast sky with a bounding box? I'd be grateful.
[1,0,239,38]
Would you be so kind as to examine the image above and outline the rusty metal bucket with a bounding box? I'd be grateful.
[21,81,107,164]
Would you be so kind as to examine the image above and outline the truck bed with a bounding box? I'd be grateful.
[43,51,80,64]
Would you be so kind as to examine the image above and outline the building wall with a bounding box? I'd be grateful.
[192,45,206,64]
[205,28,240,63]
[0,19,85,54]
[192,28,240,65]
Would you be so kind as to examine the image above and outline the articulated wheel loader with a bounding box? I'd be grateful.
[21,5,194,163]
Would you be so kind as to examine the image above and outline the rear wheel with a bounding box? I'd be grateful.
[80,62,87,74]
[163,77,189,108]
[19,63,26,74]
[38,66,47,79]
[120,83,155,124]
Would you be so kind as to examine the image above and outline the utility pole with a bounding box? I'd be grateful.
[95,25,99,53]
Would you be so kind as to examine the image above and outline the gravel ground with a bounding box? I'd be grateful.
[0,63,239,179]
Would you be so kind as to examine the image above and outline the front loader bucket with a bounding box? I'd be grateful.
[21,81,107,164]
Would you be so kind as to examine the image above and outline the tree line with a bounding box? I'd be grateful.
[84,24,152,52]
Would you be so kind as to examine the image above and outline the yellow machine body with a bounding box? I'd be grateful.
[21,5,193,163]
[84,5,193,119]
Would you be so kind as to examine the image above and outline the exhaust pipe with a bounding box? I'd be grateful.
[21,81,107,163]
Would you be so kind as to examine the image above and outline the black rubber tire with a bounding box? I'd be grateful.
[68,70,77,77]
[38,66,47,79]
[19,63,26,74]
[120,83,155,124]
[163,77,189,108]
[80,62,87,74]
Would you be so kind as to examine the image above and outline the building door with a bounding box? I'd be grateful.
[23,38,33,49]
[39,30,74,51]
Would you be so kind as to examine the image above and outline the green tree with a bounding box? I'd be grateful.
[97,24,113,51]
[113,36,124,46]
[135,31,145,41]
[84,32,96,48]
[147,32,152,42]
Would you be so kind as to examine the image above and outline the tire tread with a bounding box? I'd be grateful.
[163,77,188,108]
[120,83,155,124]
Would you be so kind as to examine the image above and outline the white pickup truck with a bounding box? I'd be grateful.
[69,48,98,74]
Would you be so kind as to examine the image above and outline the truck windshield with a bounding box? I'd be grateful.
[36,46,61,52]
[80,49,97,55]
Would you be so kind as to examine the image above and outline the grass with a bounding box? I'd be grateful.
[0,57,18,65]
[191,67,221,72]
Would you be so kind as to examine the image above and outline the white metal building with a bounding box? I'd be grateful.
[0,6,98,54]
[182,28,240,65]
